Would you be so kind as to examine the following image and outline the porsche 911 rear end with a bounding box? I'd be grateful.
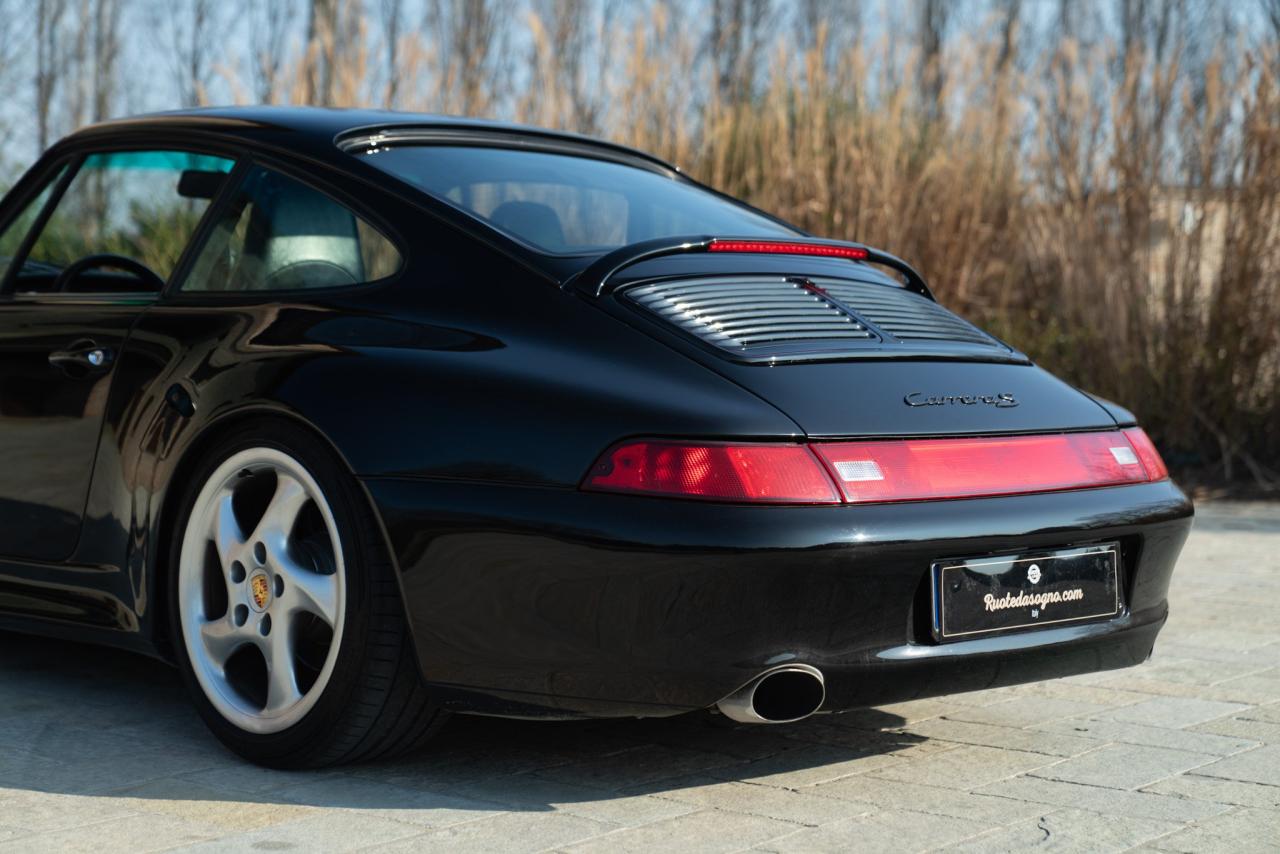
[547,239,1193,723]
[353,132,1193,727]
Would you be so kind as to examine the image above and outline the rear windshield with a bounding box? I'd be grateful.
[356,145,797,254]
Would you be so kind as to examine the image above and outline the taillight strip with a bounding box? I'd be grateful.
[582,430,1168,504]
[810,430,1162,504]
[583,441,841,504]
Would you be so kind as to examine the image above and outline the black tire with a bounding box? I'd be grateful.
[167,418,447,767]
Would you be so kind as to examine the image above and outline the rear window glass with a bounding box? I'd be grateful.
[356,146,796,254]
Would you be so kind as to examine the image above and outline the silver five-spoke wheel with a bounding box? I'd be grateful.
[178,447,346,734]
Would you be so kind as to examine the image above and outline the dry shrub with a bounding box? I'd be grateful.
[529,10,1279,488]
[227,4,1280,489]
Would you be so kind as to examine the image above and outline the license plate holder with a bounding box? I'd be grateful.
[932,544,1121,642]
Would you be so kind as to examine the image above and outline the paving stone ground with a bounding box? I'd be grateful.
[1,501,1277,853]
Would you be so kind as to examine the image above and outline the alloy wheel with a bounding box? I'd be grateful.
[177,447,346,734]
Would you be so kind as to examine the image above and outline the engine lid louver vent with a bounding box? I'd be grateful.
[624,276,1015,363]
[812,278,996,346]
[627,278,874,350]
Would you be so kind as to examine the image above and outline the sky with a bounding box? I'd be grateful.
[0,0,1270,182]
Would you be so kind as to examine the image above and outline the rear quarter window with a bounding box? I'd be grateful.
[180,165,402,293]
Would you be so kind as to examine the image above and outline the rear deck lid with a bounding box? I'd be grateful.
[589,252,1116,437]
[702,357,1117,437]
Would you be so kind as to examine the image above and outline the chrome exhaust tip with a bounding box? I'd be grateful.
[715,664,825,724]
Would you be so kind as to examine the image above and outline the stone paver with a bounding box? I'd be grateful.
[376,812,619,854]
[629,775,857,826]
[0,812,224,854]
[1193,715,1280,744]
[945,808,1184,854]
[1028,743,1219,790]
[1145,806,1280,853]
[758,807,990,853]
[870,744,1060,789]
[1190,744,1280,787]
[560,809,798,854]
[177,811,456,853]
[0,500,1277,852]
[1143,774,1280,809]
[906,716,1101,756]
[973,776,1232,823]
[1032,715,1260,755]
[809,775,1048,824]
[1101,696,1251,729]
[944,696,1113,728]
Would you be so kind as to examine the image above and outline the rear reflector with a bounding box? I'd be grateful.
[707,239,870,261]
[583,441,840,504]
[584,430,1169,504]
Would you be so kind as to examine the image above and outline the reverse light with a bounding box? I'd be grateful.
[583,430,1169,504]
[707,239,870,261]
[582,441,840,504]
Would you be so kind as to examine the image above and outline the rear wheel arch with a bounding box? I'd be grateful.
[149,406,405,659]
[152,408,443,766]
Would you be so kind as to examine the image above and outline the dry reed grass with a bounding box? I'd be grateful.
[224,5,1279,489]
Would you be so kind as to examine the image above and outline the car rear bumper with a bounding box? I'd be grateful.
[363,477,1193,719]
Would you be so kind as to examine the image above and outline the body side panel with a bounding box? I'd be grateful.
[0,194,804,646]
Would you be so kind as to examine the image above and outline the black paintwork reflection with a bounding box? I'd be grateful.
[304,316,504,353]
[0,110,1194,719]
[0,303,145,562]
[366,478,1191,716]
[0,572,136,630]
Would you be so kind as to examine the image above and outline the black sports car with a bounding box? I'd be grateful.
[0,107,1192,767]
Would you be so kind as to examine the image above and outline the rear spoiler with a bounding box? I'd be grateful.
[568,236,934,300]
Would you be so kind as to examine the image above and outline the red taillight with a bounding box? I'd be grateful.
[583,430,1168,505]
[707,239,870,261]
[582,441,841,504]
[812,431,1155,504]
[1122,427,1169,481]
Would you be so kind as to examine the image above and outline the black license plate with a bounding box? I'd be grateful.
[932,545,1121,641]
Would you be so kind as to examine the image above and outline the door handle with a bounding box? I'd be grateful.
[48,341,114,374]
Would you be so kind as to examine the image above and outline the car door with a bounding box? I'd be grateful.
[0,149,235,562]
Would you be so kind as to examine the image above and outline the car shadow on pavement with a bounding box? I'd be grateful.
[0,631,921,816]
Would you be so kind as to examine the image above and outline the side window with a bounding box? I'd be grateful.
[19,150,234,293]
[0,166,66,285]
[181,166,402,292]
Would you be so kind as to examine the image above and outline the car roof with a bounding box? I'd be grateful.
[64,106,681,174]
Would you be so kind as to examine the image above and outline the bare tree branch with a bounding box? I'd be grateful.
[424,0,514,115]
[35,0,68,150]
[379,0,404,107]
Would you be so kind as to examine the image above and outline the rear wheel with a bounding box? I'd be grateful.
[169,420,445,767]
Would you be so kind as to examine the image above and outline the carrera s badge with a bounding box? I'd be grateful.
[905,392,1019,408]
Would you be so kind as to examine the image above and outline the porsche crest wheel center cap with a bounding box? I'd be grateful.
[249,571,272,612]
